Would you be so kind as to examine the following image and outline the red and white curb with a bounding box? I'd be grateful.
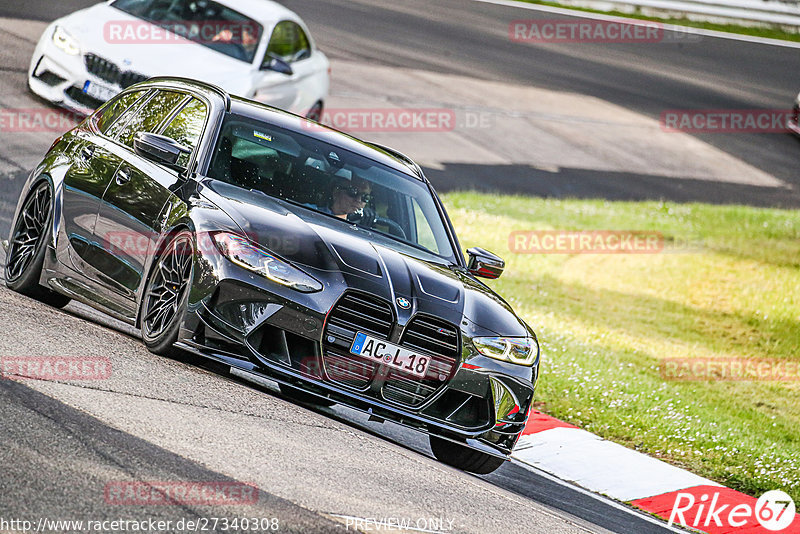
[511,411,800,533]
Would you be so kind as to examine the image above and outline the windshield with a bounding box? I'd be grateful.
[111,0,263,63]
[207,113,457,262]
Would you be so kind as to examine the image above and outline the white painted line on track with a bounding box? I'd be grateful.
[512,427,721,501]
[473,0,800,48]
[509,459,691,533]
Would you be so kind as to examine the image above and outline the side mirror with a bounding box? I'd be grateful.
[467,247,505,279]
[133,132,191,170]
[262,53,293,76]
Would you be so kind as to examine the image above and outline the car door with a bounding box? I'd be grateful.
[92,91,209,309]
[59,89,149,273]
[252,20,318,113]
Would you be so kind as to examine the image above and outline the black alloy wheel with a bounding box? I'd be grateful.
[141,231,193,355]
[5,180,70,307]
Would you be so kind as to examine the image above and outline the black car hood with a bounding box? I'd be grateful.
[199,180,529,337]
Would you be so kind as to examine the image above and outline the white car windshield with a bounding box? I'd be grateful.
[207,113,458,262]
[111,0,263,63]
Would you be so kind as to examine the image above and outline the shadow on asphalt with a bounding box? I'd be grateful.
[423,161,800,208]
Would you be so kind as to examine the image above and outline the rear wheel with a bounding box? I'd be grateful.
[429,435,506,474]
[4,181,71,308]
[279,384,336,407]
[140,231,193,356]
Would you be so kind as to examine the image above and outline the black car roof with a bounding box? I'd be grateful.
[136,77,427,180]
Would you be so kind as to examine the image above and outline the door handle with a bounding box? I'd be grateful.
[80,145,95,162]
[115,167,131,185]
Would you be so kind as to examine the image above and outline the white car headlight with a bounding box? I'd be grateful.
[473,336,539,366]
[52,26,80,55]
[212,232,322,293]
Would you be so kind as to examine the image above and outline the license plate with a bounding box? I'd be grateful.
[83,80,118,102]
[350,332,431,378]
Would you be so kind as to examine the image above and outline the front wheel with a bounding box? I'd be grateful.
[140,231,193,356]
[429,435,506,475]
[4,180,70,308]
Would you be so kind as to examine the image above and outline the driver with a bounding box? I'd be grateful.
[330,177,372,220]
[209,23,260,59]
[307,173,374,222]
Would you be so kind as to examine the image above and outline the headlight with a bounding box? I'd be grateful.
[211,232,322,293]
[473,336,539,366]
[52,26,80,55]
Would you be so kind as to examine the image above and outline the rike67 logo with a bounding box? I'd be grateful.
[669,490,796,531]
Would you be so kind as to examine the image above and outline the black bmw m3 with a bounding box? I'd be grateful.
[5,78,539,474]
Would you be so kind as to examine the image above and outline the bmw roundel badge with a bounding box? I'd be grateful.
[396,297,411,309]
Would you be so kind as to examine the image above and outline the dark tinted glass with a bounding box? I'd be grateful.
[116,90,187,148]
[94,90,145,134]
[161,98,208,167]
[111,0,263,63]
[264,21,310,64]
[207,113,454,260]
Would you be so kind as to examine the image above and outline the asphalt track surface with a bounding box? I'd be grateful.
[0,0,793,533]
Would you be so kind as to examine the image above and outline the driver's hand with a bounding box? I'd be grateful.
[348,207,377,227]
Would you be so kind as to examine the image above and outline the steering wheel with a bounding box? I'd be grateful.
[374,216,407,240]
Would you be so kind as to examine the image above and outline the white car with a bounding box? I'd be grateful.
[28,0,329,119]
[790,91,800,136]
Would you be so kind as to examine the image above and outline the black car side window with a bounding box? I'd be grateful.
[160,98,209,168]
[115,90,188,149]
[263,21,311,65]
[94,90,146,135]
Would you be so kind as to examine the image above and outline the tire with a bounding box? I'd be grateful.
[4,180,71,308]
[429,435,506,475]
[279,384,336,407]
[305,101,323,122]
[140,230,193,356]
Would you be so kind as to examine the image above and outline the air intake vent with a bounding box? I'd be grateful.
[119,71,148,89]
[326,292,393,339]
[85,54,147,89]
[382,372,439,407]
[85,54,121,85]
[401,316,459,358]
[382,316,460,407]
[322,292,393,390]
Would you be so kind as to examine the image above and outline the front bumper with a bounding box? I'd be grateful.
[28,32,147,115]
[177,257,537,456]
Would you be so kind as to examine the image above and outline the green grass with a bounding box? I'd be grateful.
[441,192,800,502]
[515,0,800,42]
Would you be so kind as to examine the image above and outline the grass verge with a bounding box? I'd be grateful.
[514,0,800,42]
[441,192,800,501]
